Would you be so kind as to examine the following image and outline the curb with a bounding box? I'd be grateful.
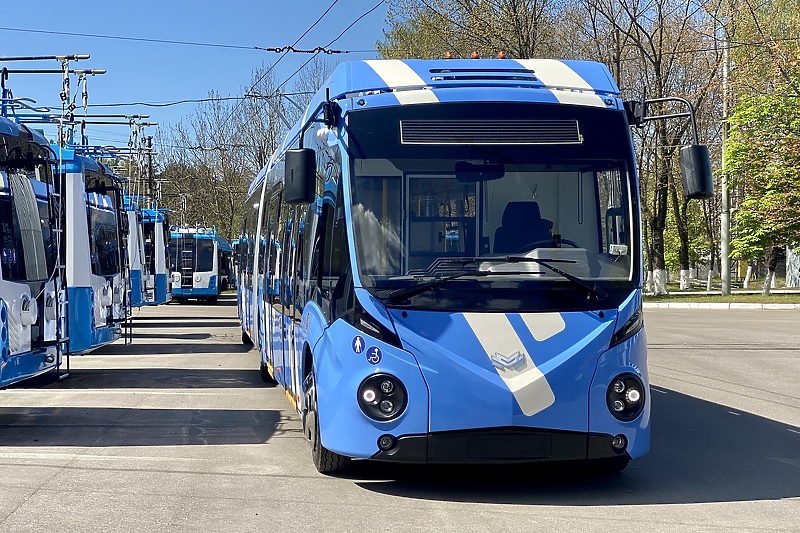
[643,302,800,310]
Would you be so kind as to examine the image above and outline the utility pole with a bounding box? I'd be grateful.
[720,16,731,296]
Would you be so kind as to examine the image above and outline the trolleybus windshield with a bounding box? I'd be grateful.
[347,102,638,309]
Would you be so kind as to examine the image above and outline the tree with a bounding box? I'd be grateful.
[156,64,290,240]
[726,79,800,262]
[723,0,800,289]
[379,0,566,59]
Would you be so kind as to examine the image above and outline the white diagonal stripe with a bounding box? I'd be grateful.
[519,313,565,341]
[395,89,439,105]
[515,59,593,90]
[365,60,428,90]
[463,313,555,416]
[548,89,607,108]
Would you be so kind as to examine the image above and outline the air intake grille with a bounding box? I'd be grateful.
[428,67,538,83]
[400,119,582,145]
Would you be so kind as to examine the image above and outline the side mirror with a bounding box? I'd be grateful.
[680,145,714,200]
[624,100,647,126]
[284,148,316,205]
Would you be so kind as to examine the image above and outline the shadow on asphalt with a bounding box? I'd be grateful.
[89,342,252,356]
[350,386,800,505]
[13,368,272,390]
[130,332,213,341]
[0,407,281,446]
[169,296,238,307]
[130,320,242,329]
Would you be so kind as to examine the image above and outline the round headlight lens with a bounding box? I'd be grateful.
[362,388,377,404]
[625,388,641,404]
[357,374,408,421]
[606,373,646,421]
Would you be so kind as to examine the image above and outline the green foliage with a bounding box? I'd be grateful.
[726,77,800,258]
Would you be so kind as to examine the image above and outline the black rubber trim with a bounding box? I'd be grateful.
[370,427,630,464]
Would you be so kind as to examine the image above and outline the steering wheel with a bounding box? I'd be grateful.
[515,238,579,253]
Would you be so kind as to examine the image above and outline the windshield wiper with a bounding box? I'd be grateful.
[493,255,608,301]
[388,255,606,303]
[388,269,491,303]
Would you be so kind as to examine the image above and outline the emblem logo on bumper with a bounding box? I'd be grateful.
[490,351,526,371]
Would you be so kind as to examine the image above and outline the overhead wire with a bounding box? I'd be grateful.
[220,0,342,127]
[0,25,361,54]
[276,0,386,92]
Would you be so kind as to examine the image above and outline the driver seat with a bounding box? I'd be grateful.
[493,201,553,253]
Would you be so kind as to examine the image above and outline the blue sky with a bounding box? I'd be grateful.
[0,0,389,146]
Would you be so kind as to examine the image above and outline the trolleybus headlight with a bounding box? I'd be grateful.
[358,374,407,421]
[625,388,641,404]
[362,388,378,404]
[606,373,646,421]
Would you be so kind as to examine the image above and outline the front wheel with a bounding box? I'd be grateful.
[305,372,350,474]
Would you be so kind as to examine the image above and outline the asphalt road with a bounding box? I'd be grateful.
[1,297,798,532]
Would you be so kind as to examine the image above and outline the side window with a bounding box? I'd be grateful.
[319,178,352,322]
[4,173,50,282]
[303,204,319,302]
[258,194,272,276]
[279,201,294,308]
[0,195,25,281]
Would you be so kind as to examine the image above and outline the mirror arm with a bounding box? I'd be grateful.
[637,96,700,145]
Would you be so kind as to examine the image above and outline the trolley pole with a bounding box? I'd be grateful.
[147,135,154,200]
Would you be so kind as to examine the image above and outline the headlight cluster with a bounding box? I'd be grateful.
[358,374,407,421]
[606,373,645,421]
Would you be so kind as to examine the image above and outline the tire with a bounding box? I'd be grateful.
[305,373,350,474]
[259,360,276,383]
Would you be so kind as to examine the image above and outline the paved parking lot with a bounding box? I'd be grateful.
[1,297,798,532]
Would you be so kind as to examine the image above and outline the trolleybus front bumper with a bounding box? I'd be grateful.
[369,427,629,464]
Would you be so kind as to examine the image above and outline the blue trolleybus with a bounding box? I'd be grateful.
[141,208,172,305]
[238,58,712,473]
[126,199,172,307]
[55,147,128,354]
[170,226,233,303]
[0,116,63,386]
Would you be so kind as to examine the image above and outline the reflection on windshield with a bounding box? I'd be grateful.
[351,157,633,290]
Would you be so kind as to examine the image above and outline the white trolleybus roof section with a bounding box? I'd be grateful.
[249,58,623,197]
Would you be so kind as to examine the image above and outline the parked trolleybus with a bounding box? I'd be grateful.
[55,147,128,354]
[124,195,148,307]
[238,58,713,473]
[141,207,172,305]
[0,115,63,387]
[170,226,233,303]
